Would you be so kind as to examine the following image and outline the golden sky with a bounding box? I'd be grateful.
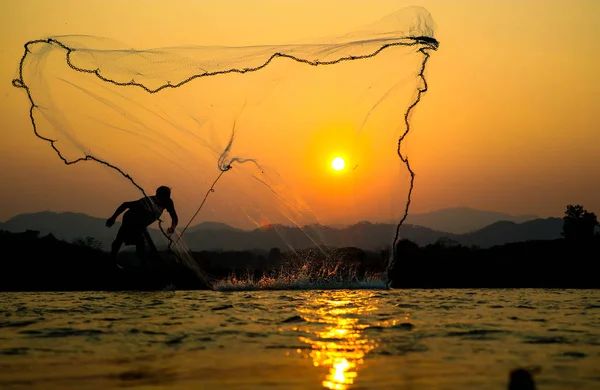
[1,0,599,229]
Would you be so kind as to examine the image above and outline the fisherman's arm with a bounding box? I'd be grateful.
[167,201,178,234]
[106,201,133,227]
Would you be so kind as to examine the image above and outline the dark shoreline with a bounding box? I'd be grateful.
[2,229,599,291]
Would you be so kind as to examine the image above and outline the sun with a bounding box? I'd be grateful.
[331,156,345,171]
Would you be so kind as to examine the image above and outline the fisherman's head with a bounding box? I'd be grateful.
[156,186,171,203]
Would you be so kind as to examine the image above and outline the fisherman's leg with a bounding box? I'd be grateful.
[111,230,125,268]
[110,238,123,258]
[135,239,148,267]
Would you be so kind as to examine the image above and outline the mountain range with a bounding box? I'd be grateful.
[403,207,537,234]
[0,208,563,252]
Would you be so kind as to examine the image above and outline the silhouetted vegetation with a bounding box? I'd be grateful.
[0,229,385,291]
[2,204,599,291]
[562,204,599,244]
[389,205,600,288]
[0,230,208,291]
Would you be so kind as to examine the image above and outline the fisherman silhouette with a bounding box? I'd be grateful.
[106,186,178,268]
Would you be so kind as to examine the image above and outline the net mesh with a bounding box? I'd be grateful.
[13,6,438,289]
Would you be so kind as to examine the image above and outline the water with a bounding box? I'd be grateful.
[1,289,599,389]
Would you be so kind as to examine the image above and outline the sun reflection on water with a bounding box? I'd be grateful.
[292,290,381,389]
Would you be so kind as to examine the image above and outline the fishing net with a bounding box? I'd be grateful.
[13,5,438,289]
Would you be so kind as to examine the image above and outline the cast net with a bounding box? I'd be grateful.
[13,5,438,289]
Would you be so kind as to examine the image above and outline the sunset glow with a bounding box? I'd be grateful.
[1,0,599,228]
[331,157,345,171]
[295,291,378,390]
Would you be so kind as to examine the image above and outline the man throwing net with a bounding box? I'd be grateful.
[106,186,178,268]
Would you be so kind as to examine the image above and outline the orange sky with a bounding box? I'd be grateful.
[1,0,599,229]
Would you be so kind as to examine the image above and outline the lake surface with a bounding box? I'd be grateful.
[1,289,599,389]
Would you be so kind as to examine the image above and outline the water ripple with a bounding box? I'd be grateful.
[0,289,598,389]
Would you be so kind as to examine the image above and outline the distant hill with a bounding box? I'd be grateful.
[1,210,564,251]
[0,212,117,247]
[404,207,538,234]
[0,211,175,251]
[458,218,563,248]
[179,222,448,251]
[184,221,243,234]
